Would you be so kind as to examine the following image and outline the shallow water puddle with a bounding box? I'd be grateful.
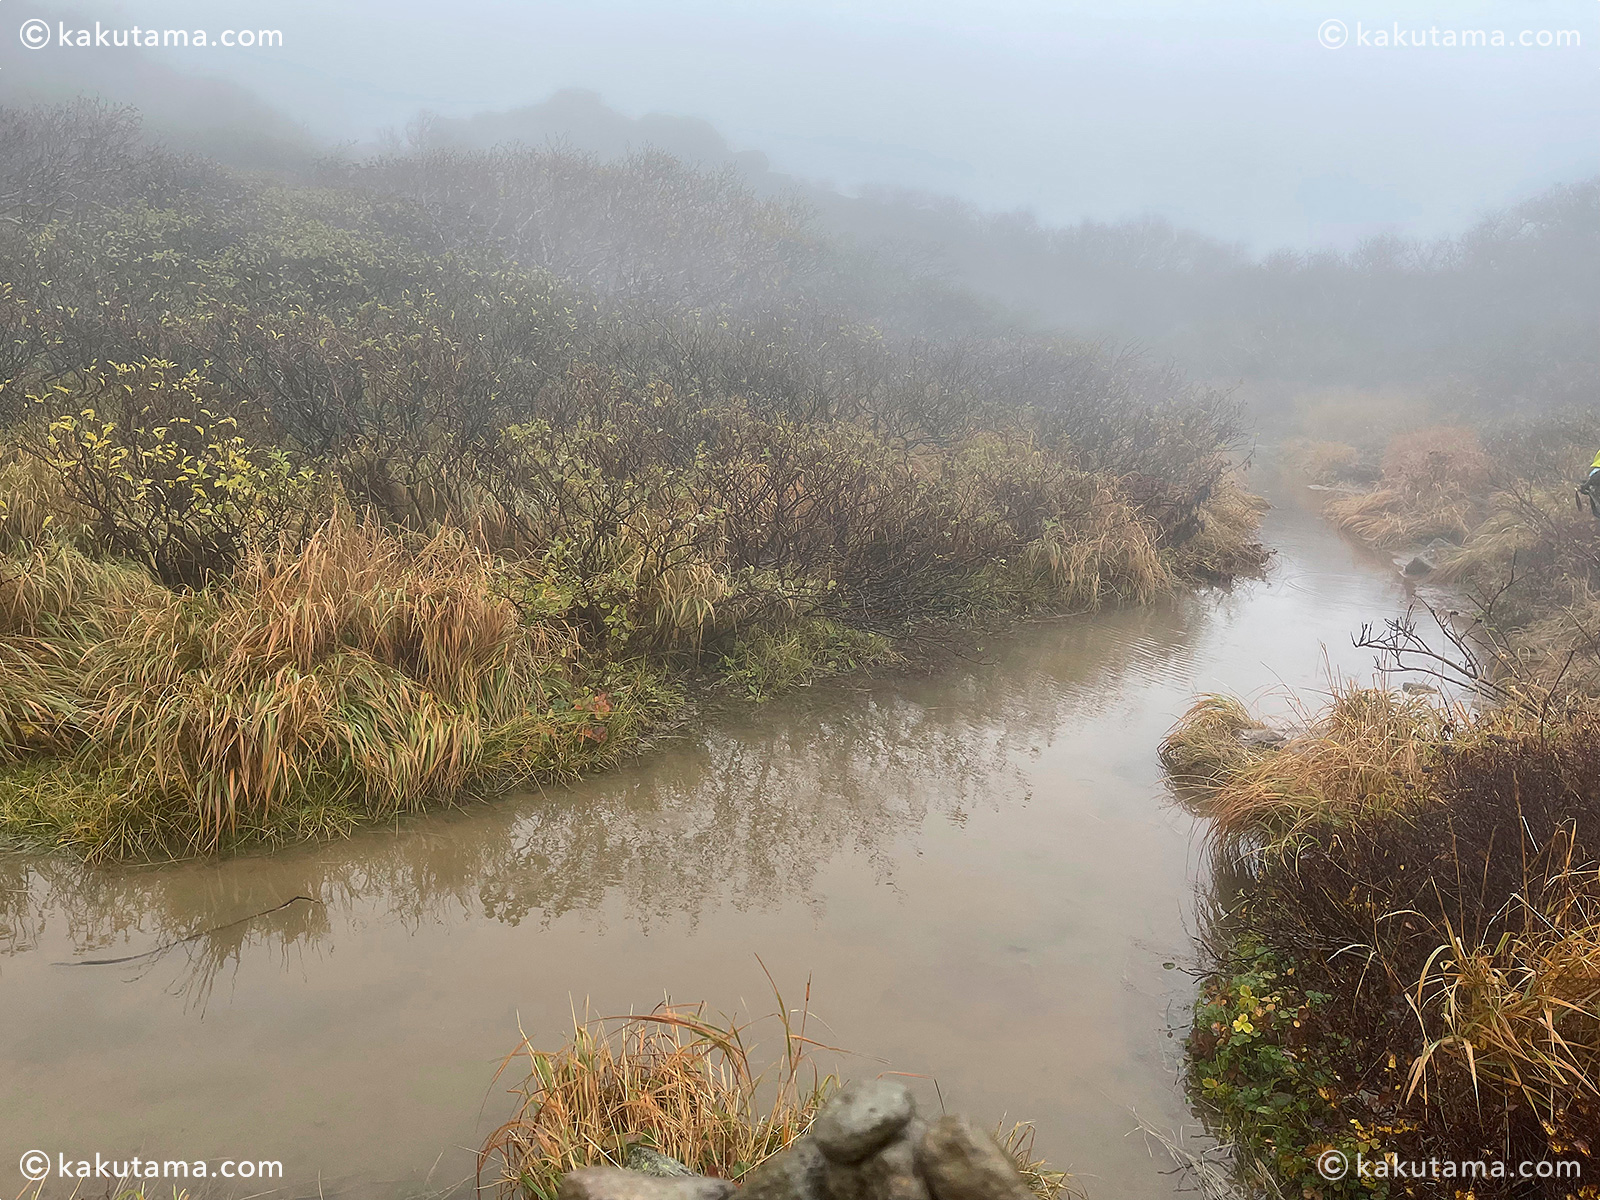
[1,483,1426,1200]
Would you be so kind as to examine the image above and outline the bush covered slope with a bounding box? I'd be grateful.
[0,101,1263,859]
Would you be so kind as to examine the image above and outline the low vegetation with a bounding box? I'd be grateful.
[1287,412,1600,691]
[1323,425,1493,550]
[1165,688,1600,1198]
[0,100,1264,859]
[478,997,1072,1200]
[1176,393,1600,1198]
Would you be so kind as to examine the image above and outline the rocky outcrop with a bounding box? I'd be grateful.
[916,1117,1034,1200]
[556,1082,1037,1200]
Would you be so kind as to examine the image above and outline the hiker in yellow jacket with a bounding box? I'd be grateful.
[1580,450,1600,517]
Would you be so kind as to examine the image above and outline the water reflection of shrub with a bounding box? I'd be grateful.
[5,593,1211,1003]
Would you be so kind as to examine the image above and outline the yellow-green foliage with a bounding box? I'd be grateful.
[27,359,321,585]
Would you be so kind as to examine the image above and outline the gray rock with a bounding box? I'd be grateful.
[625,1147,696,1177]
[1237,726,1287,748]
[558,1166,734,1200]
[1403,556,1434,577]
[811,1080,916,1165]
[916,1116,1033,1200]
[740,1139,827,1200]
[822,1126,929,1200]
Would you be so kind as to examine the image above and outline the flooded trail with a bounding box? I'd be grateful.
[1,481,1421,1200]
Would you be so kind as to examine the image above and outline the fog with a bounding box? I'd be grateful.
[5,4,1600,1196]
[3,0,1596,248]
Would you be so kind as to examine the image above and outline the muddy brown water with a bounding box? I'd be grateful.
[1,484,1434,1200]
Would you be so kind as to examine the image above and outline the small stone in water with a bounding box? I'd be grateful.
[1237,726,1287,748]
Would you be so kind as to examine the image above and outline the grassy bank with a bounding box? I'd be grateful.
[0,102,1265,860]
[1173,412,1600,1197]
[1284,414,1600,691]
[1164,689,1600,1198]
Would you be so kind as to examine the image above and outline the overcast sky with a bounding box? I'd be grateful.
[6,0,1598,248]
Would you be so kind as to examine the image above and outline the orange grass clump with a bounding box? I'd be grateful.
[1325,425,1492,549]
[479,996,838,1200]
[0,513,647,859]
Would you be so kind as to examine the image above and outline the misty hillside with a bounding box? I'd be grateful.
[368,92,1594,406]
[380,91,1600,408]
[4,53,1596,409]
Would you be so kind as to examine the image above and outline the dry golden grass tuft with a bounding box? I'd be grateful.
[0,447,77,553]
[0,513,656,859]
[1157,694,1262,787]
[1410,918,1600,1119]
[480,999,836,1200]
[1021,479,1172,610]
[1164,685,1467,850]
[1159,475,1271,584]
[1325,425,1492,549]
